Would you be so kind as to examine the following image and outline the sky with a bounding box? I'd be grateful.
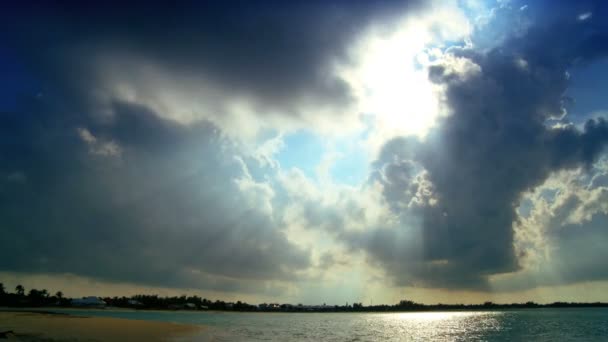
[1,0,608,305]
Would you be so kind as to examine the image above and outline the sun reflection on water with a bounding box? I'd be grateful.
[370,311,504,341]
[394,311,475,321]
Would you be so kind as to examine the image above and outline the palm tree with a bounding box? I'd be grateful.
[15,284,25,296]
[28,289,40,298]
[0,283,5,295]
[56,291,63,300]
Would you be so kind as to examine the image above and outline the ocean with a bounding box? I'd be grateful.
[51,308,608,341]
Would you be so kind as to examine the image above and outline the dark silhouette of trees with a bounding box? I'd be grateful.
[15,285,24,296]
[0,283,6,303]
[1,280,608,312]
[26,288,51,306]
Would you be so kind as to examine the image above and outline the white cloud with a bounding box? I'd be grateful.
[578,12,592,21]
[77,127,122,157]
[498,160,608,291]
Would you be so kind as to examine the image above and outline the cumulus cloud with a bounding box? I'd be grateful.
[495,162,608,291]
[0,0,433,295]
[0,97,310,294]
[344,2,608,290]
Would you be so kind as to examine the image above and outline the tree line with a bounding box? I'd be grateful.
[0,283,69,307]
[1,282,607,312]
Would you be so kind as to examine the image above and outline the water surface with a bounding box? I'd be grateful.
[51,308,608,341]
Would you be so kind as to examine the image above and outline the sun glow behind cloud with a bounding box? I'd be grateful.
[91,2,475,171]
[337,3,472,155]
[276,2,476,185]
[353,28,439,136]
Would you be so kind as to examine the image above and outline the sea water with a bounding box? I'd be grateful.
[51,308,608,341]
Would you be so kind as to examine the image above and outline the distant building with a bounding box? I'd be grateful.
[127,299,144,307]
[168,303,198,310]
[71,296,106,308]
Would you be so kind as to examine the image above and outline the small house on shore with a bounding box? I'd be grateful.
[71,296,107,308]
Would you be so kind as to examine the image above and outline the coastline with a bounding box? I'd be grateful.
[0,310,205,341]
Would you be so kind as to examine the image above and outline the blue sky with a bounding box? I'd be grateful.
[277,130,369,185]
[0,47,38,110]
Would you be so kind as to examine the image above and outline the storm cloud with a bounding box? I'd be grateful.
[356,2,608,289]
[0,1,428,293]
[0,96,311,293]
[1,1,424,135]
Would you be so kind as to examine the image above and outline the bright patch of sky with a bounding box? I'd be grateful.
[276,130,370,186]
[328,139,370,185]
[278,1,480,186]
[276,131,324,179]
[458,0,493,19]
[516,197,534,218]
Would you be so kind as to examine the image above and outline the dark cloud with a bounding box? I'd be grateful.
[544,212,608,284]
[492,177,608,292]
[1,1,423,120]
[0,96,309,293]
[355,2,608,290]
[0,0,430,292]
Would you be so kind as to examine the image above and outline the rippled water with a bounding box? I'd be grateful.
[53,308,608,341]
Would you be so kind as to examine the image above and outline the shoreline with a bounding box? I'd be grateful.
[3,305,607,316]
[0,310,205,341]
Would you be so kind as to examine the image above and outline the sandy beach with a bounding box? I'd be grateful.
[0,311,204,341]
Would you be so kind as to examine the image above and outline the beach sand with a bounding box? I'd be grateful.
[0,311,204,341]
